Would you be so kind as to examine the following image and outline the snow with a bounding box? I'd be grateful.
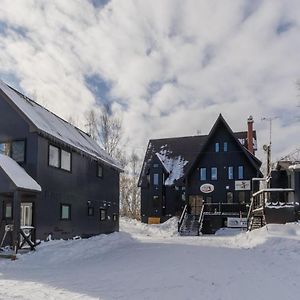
[289,164,300,170]
[0,154,41,192]
[156,150,188,185]
[0,81,122,171]
[1,219,300,299]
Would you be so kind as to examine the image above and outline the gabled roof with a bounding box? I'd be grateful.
[0,81,122,171]
[138,114,262,187]
[0,154,41,192]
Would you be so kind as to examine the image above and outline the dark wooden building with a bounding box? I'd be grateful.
[138,114,262,234]
[0,80,122,248]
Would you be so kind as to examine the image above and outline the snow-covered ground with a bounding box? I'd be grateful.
[1,218,300,300]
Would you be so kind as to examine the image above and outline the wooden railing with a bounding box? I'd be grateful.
[178,204,188,232]
[197,205,205,236]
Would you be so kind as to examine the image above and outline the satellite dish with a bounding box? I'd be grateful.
[263,144,268,151]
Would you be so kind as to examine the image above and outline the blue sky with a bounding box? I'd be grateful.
[0,0,299,160]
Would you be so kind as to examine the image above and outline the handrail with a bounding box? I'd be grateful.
[197,204,205,236]
[247,197,255,230]
[178,204,188,232]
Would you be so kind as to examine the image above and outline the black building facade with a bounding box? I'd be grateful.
[139,114,262,234]
[0,81,122,247]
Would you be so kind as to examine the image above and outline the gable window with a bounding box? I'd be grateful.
[224,142,228,152]
[49,145,60,168]
[61,204,71,220]
[228,166,234,180]
[211,167,218,180]
[153,163,159,168]
[227,192,233,204]
[0,140,26,163]
[100,208,107,221]
[61,150,71,171]
[3,202,12,219]
[97,164,103,178]
[200,168,207,181]
[238,166,244,179]
[153,173,159,185]
[215,143,220,152]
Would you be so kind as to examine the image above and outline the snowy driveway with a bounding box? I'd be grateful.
[0,219,300,300]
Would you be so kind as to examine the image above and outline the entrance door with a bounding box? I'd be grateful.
[21,203,33,227]
[189,195,203,215]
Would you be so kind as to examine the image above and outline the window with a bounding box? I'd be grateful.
[153,163,159,168]
[211,167,218,180]
[224,142,228,152]
[0,140,26,162]
[238,191,246,204]
[153,173,159,185]
[100,209,107,221]
[61,204,71,220]
[227,192,233,204]
[238,166,244,179]
[113,214,118,222]
[4,202,12,219]
[61,150,71,171]
[49,145,60,168]
[87,207,94,216]
[97,164,103,178]
[215,143,220,152]
[200,168,207,181]
[228,166,234,180]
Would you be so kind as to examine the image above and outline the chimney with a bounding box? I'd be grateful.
[247,115,254,154]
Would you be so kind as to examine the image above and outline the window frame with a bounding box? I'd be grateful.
[61,149,72,172]
[113,213,118,222]
[215,142,220,152]
[100,208,107,221]
[228,166,234,180]
[60,203,71,220]
[0,139,26,163]
[87,206,94,216]
[97,164,103,178]
[211,167,218,180]
[224,142,228,152]
[48,144,72,173]
[226,192,234,204]
[153,173,159,185]
[238,166,244,179]
[200,167,207,181]
[3,201,13,219]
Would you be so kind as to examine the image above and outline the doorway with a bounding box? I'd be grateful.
[21,202,33,227]
[189,195,203,215]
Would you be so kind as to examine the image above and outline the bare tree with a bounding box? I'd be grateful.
[84,109,99,141]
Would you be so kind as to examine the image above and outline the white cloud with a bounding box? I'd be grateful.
[0,0,299,161]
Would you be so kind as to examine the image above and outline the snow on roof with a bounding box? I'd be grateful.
[0,81,122,171]
[0,154,41,192]
[156,150,188,186]
[289,164,300,170]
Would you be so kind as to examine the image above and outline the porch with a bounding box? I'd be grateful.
[0,154,41,256]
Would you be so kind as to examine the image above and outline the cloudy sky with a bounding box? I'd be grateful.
[0,0,299,162]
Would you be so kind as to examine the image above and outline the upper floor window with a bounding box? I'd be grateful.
[49,144,71,171]
[153,173,159,185]
[211,167,218,180]
[224,142,228,152]
[238,166,244,179]
[153,163,159,168]
[215,143,220,152]
[97,164,103,178]
[200,168,207,181]
[61,150,71,171]
[0,140,26,163]
[228,166,234,180]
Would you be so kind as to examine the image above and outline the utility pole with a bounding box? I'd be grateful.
[261,116,279,183]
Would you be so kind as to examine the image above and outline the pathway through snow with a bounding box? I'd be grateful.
[0,219,300,299]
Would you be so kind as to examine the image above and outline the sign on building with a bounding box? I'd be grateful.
[227,217,247,228]
[200,183,214,193]
[235,180,251,191]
